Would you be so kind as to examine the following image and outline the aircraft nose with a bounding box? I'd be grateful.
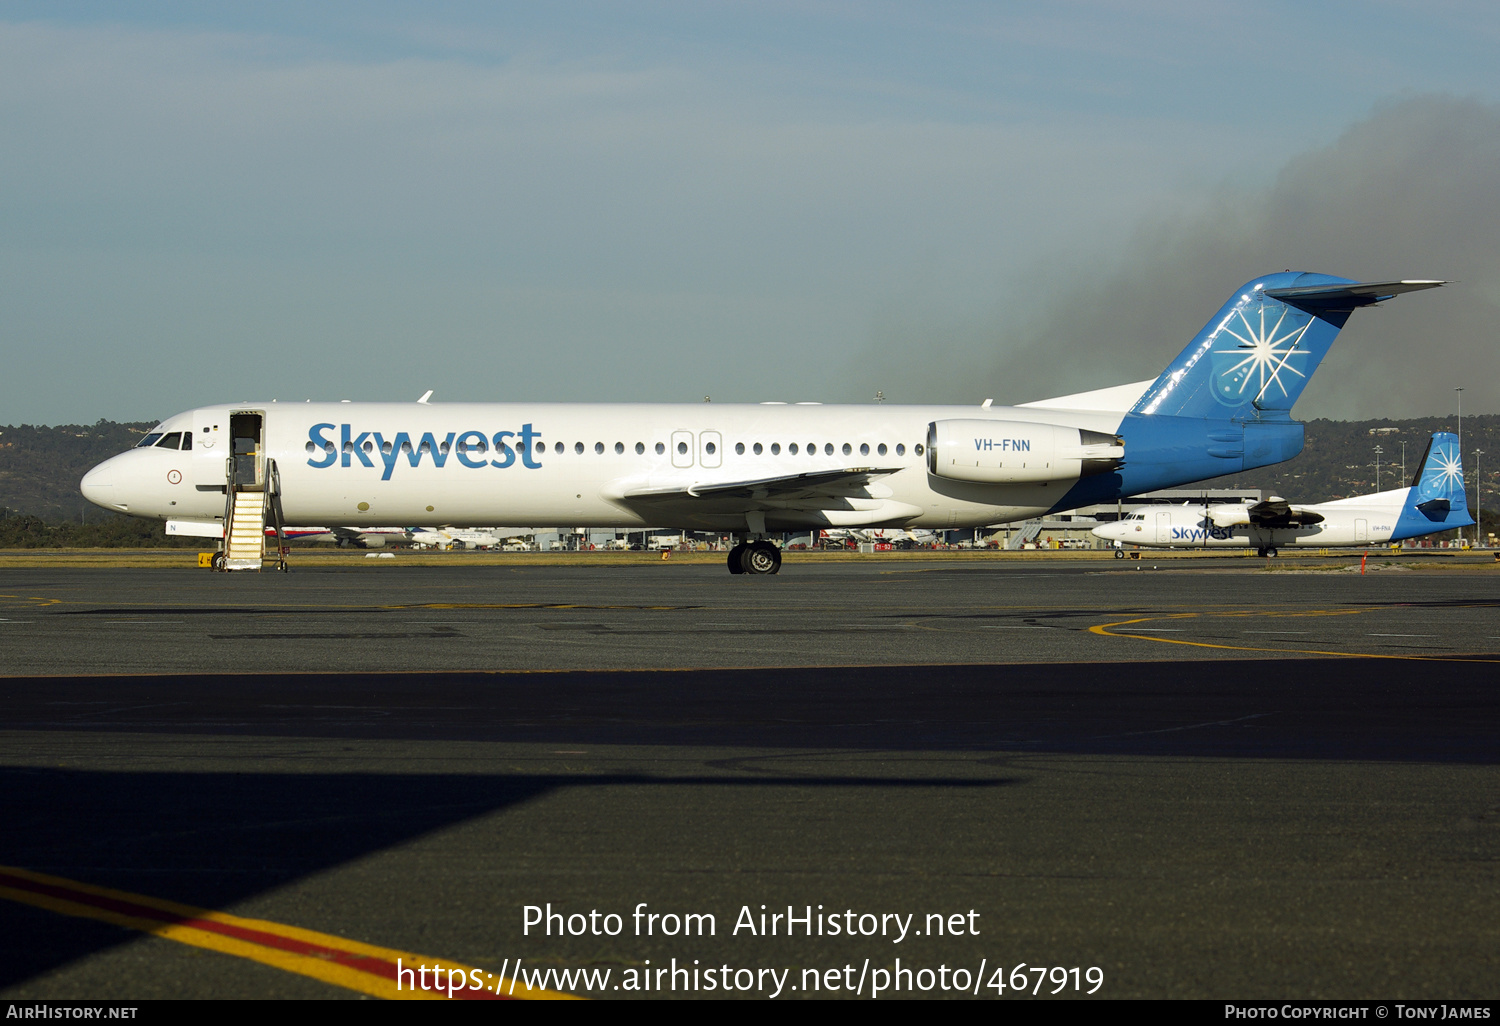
[81,455,129,511]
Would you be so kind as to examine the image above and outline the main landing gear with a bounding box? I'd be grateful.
[727,540,782,575]
[1257,546,1279,558]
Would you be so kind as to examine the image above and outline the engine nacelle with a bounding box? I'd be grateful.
[926,420,1124,485]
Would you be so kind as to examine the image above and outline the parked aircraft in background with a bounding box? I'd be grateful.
[820,527,939,548]
[407,527,526,550]
[1092,432,1472,556]
[82,272,1443,574]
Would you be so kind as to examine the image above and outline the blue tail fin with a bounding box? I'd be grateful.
[1402,432,1473,524]
[1132,273,1444,419]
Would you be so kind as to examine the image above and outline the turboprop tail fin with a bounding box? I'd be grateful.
[1403,432,1473,526]
[1131,274,1444,420]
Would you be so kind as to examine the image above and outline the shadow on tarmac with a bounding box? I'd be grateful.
[2,656,1497,989]
[0,766,1012,990]
[3,658,1497,761]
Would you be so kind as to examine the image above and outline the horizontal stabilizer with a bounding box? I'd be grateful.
[1264,279,1445,311]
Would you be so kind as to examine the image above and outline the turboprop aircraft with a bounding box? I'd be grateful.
[80,272,1443,574]
[1091,431,1473,556]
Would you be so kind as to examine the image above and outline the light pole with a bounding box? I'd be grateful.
[1476,448,1486,548]
[1455,387,1465,544]
[1372,445,1383,491]
[1400,440,1407,485]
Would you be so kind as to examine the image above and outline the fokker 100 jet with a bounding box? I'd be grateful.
[80,272,1443,574]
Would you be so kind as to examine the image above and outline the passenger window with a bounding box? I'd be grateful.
[735,442,745,455]
[915,443,924,456]
[859,443,868,456]
[788,443,798,455]
[877,443,887,456]
[575,442,584,454]
[555,442,564,454]
[841,443,852,456]
[401,440,413,453]
[705,442,716,455]
[770,443,780,455]
[536,441,545,453]
[896,444,905,456]
[635,442,644,454]
[677,441,688,455]
[752,443,762,455]
[615,442,624,454]
[820,443,829,455]
[655,442,665,454]
[155,432,183,449]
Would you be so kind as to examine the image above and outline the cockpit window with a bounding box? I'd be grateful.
[181,431,193,450]
[137,433,163,447]
[155,432,183,449]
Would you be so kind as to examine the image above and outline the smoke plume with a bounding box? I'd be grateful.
[862,96,1500,419]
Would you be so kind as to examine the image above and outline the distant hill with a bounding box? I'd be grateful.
[1,414,1496,529]
[0,420,156,523]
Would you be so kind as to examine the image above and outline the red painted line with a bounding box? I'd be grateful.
[0,869,508,1000]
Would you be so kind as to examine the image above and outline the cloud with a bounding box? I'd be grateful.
[856,96,1500,418]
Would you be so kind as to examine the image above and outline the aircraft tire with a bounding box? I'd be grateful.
[1114,549,1125,559]
[741,541,781,575]
[1266,546,1279,558]
[727,544,746,574]
[211,552,226,571]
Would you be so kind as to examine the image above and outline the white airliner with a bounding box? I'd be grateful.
[80,273,1443,574]
[408,527,525,550]
[1092,432,1473,556]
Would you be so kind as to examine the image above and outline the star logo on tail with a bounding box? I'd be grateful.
[1209,300,1312,407]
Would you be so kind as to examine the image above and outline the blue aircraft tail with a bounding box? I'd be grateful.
[1394,432,1473,538]
[1131,273,1444,419]
[1050,273,1444,512]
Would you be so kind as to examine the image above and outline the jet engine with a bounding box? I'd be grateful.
[926,420,1124,485]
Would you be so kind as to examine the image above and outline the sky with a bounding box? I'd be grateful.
[2,1,1498,424]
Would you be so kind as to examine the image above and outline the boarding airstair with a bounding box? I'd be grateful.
[217,453,289,572]
[1005,520,1044,550]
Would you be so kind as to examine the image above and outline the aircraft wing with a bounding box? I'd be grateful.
[623,467,904,505]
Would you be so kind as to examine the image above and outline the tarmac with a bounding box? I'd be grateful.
[1,551,1497,999]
